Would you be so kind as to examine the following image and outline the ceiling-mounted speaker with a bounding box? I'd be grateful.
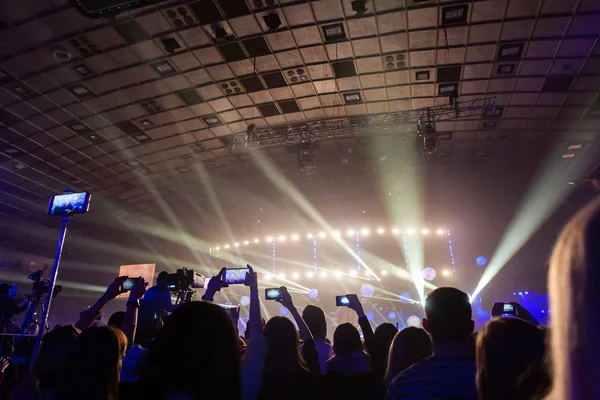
[263,13,282,30]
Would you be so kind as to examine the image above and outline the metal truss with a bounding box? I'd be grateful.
[231,97,495,151]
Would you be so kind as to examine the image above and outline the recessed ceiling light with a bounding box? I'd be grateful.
[202,115,222,126]
[497,64,514,75]
[68,123,90,132]
[498,43,524,60]
[567,144,583,150]
[177,167,191,173]
[152,60,175,75]
[126,159,141,166]
[562,153,576,159]
[139,119,153,128]
[88,134,101,141]
[343,92,362,104]
[133,133,151,142]
[73,64,92,76]
[441,4,468,25]
[3,147,19,155]
[12,85,30,95]
[322,23,345,42]
[70,85,91,97]
[415,71,430,81]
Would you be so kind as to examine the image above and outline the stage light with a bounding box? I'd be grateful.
[421,229,429,235]
[422,267,436,281]
[381,270,388,275]
[215,246,221,251]
[234,243,240,247]
[476,256,487,266]
[436,229,445,235]
[525,291,529,295]
[333,231,341,237]
[266,236,273,242]
[361,284,374,297]
[254,238,260,243]
[266,274,273,281]
[406,228,415,234]
[442,269,450,276]
[240,296,250,306]
[346,229,355,237]
[320,271,328,278]
[400,292,411,304]
[292,234,299,241]
[278,273,286,279]
[518,291,523,295]
[388,311,397,320]
[319,232,326,238]
[361,228,370,235]
[349,270,358,277]
[279,235,286,242]
[335,270,343,278]
[307,233,313,239]
[365,270,374,276]
[225,244,230,249]
[306,272,314,278]
[308,289,318,299]
[243,241,249,245]
[407,316,421,327]
[392,228,400,234]
[377,228,385,234]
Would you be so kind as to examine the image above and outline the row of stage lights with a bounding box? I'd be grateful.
[212,228,449,251]
[259,267,454,281]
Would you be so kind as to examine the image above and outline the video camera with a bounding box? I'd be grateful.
[29,269,62,298]
[167,267,205,292]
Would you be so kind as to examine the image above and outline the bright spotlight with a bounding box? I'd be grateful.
[307,233,313,239]
[436,229,445,235]
[266,236,273,242]
[407,316,421,327]
[333,231,341,237]
[381,270,388,275]
[360,228,370,235]
[265,274,273,281]
[306,272,314,278]
[224,244,230,249]
[292,272,300,279]
[335,270,343,277]
[292,234,299,241]
[365,270,374,276]
[243,241,249,245]
[349,270,358,277]
[361,284,374,297]
[240,296,250,306]
[320,271,328,278]
[422,267,436,281]
[234,243,240,247]
[377,228,385,234]
[392,228,400,234]
[476,256,487,266]
[319,232,326,238]
[442,269,450,276]
[215,246,221,251]
[406,228,415,234]
[518,291,523,295]
[279,235,286,242]
[308,289,318,299]
[346,229,355,237]
[278,273,286,279]
[254,238,260,243]
[421,229,429,235]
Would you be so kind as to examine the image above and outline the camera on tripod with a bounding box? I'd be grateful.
[166,267,204,304]
[29,269,62,298]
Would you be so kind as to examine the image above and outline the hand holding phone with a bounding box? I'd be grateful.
[336,295,350,306]
[491,302,517,317]
[265,288,283,300]
[223,267,250,286]
[122,277,140,291]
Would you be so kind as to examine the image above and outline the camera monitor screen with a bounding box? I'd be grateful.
[48,192,91,216]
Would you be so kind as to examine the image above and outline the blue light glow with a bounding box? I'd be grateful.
[476,256,487,266]
[518,291,523,295]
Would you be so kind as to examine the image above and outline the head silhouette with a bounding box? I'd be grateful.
[423,287,473,344]
[302,305,327,341]
[384,327,432,386]
[333,323,362,356]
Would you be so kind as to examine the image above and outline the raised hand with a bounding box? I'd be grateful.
[0,357,9,373]
[102,276,129,301]
[129,277,148,300]
[203,268,226,301]
[244,265,258,290]
[347,293,365,318]
[277,286,295,310]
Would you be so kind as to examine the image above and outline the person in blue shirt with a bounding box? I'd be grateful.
[137,272,178,344]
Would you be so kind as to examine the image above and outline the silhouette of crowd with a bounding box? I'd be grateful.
[1,196,599,400]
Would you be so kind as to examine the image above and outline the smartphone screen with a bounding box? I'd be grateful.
[336,295,350,306]
[48,192,91,216]
[503,303,515,313]
[265,288,283,300]
[122,277,138,291]
[224,268,249,285]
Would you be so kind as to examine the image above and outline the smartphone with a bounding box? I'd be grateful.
[122,277,139,291]
[265,288,283,300]
[336,295,350,307]
[224,268,249,285]
[502,303,516,314]
[48,192,91,216]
